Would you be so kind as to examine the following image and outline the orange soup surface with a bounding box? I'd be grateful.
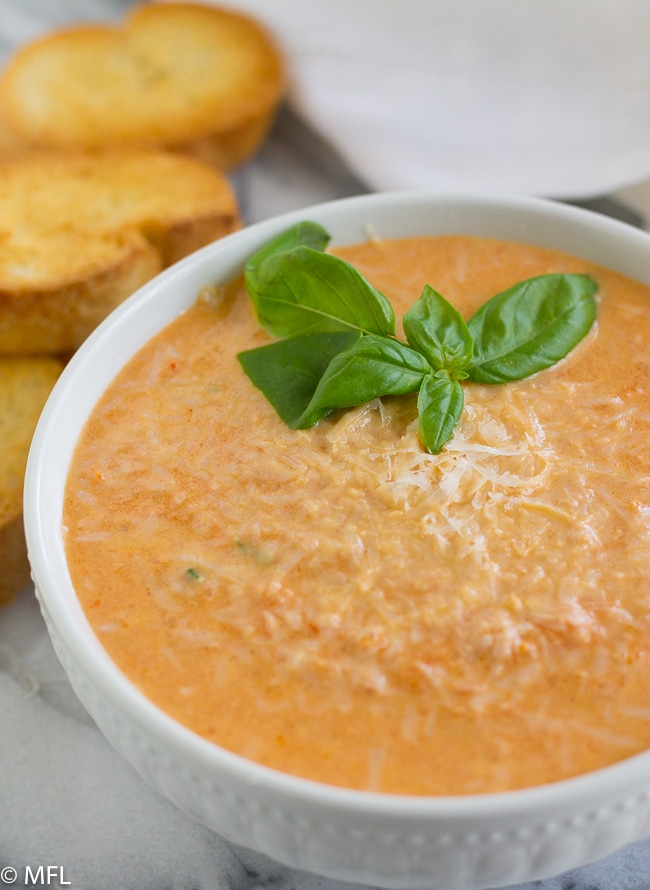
[64,236,650,795]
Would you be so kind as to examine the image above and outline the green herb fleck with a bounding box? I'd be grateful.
[237,222,598,453]
[236,539,272,565]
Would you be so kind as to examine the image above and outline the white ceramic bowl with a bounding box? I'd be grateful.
[24,192,650,890]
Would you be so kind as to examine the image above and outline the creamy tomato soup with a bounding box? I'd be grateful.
[63,236,650,795]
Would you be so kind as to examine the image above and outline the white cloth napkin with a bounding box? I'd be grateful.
[2,3,650,889]
[211,0,650,199]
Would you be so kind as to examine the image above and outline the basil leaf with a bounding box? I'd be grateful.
[246,246,396,339]
[403,284,474,374]
[237,331,360,428]
[298,335,431,428]
[417,371,464,454]
[467,273,597,383]
[245,220,330,281]
[236,223,601,457]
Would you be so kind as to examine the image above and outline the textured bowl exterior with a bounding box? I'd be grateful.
[25,192,650,889]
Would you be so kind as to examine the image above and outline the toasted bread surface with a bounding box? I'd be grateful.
[0,150,240,354]
[0,98,33,159]
[0,356,63,606]
[0,2,285,167]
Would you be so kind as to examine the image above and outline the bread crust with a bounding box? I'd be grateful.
[0,235,161,355]
[0,357,63,606]
[0,150,241,354]
[0,2,286,168]
[0,512,31,607]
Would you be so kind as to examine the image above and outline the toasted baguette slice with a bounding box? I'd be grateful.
[0,1,285,170]
[0,357,63,606]
[0,150,240,355]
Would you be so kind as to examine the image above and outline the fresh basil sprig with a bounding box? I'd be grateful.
[237,222,597,453]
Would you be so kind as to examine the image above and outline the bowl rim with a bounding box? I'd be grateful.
[24,189,650,821]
